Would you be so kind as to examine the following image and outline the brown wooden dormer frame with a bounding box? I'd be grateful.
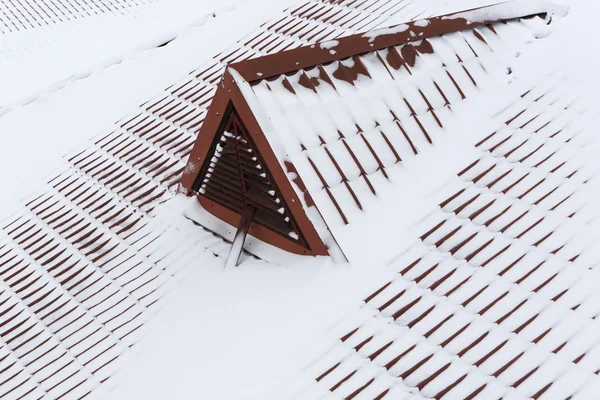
[180,68,330,256]
[179,1,558,256]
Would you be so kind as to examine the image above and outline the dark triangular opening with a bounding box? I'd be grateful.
[193,103,310,250]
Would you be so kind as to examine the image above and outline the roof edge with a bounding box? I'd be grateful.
[230,0,565,82]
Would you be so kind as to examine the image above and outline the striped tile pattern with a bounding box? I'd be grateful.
[0,0,157,34]
[298,68,600,399]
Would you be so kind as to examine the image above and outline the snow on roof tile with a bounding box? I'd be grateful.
[9,0,599,397]
[285,12,600,396]
[2,1,463,398]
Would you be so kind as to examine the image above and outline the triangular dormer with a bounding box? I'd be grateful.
[194,104,311,250]
[181,70,329,257]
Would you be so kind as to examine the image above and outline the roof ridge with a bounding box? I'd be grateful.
[230,0,565,83]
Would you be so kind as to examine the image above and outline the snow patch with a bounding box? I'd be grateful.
[319,39,339,50]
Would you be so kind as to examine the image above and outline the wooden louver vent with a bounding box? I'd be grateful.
[198,107,308,249]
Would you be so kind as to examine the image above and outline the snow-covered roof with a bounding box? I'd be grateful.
[1,1,471,398]
[7,0,600,399]
[181,1,563,264]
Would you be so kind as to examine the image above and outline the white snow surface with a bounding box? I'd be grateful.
[0,0,274,111]
[5,0,600,399]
